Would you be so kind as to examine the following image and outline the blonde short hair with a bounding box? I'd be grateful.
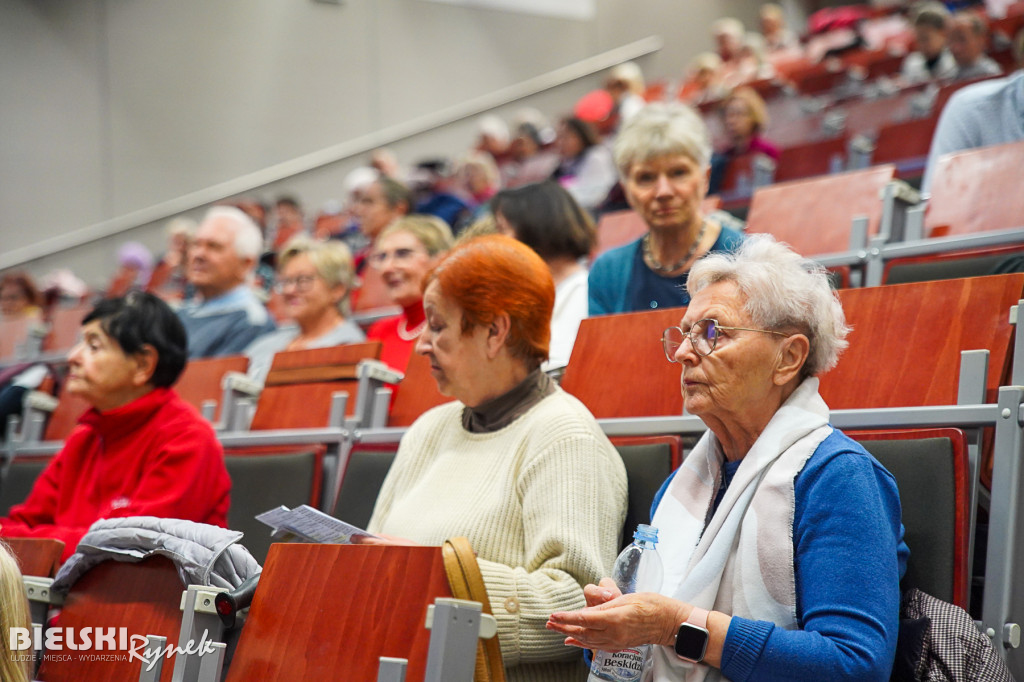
[0,542,31,682]
[278,236,357,316]
[379,214,455,257]
[614,102,712,176]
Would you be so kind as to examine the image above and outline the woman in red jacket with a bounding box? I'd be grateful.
[0,291,230,561]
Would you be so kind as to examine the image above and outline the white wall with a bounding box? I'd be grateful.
[0,0,780,287]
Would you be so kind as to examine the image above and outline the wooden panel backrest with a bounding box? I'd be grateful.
[225,544,453,682]
[593,210,647,259]
[37,556,184,682]
[388,350,454,427]
[41,303,92,354]
[774,134,848,183]
[718,153,756,194]
[353,264,395,312]
[821,274,1024,409]
[43,382,92,442]
[925,140,1024,237]
[0,317,33,361]
[251,342,381,429]
[265,342,381,377]
[174,354,248,421]
[746,165,896,256]
[872,114,939,166]
[561,307,687,418]
[4,537,65,578]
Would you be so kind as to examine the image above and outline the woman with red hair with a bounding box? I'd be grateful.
[362,235,628,682]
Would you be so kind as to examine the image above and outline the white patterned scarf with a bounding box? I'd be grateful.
[650,377,832,682]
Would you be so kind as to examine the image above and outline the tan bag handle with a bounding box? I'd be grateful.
[442,536,506,682]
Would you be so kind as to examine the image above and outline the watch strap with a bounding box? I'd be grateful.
[687,606,709,629]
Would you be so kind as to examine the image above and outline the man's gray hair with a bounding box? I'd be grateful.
[687,234,851,377]
[202,205,263,261]
[613,102,712,178]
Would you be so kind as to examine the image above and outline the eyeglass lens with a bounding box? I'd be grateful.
[662,319,719,362]
[370,247,419,267]
[275,275,316,292]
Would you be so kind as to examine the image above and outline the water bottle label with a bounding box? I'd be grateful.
[591,647,647,681]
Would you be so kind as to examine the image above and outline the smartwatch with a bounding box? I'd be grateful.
[674,607,710,663]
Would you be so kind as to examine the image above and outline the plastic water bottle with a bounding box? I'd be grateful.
[587,524,665,682]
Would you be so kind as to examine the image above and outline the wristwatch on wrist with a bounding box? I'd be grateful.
[674,606,710,663]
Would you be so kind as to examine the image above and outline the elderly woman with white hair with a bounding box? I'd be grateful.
[243,236,365,384]
[550,235,907,681]
[588,103,744,316]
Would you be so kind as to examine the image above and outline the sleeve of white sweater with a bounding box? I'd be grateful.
[478,425,627,666]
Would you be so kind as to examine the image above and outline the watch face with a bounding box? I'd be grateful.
[675,624,709,661]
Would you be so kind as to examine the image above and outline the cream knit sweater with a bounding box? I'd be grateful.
[368,388,628,682]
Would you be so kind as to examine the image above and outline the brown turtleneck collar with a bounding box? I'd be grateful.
[461,368,555,433]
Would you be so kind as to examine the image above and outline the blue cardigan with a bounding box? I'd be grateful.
[651,429,909,682]
[588,224,744,316]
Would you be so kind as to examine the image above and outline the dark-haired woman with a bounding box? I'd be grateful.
[492,181,595,370]
[0,292,230,561]
[551,117,618,213]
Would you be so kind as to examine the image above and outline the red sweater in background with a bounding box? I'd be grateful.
[0,387,230,561]
[367,301,426,375]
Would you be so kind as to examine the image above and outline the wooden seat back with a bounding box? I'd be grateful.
[37,556,184,682]
[249,342,381,429]
[561,275,1023,426]
[821,274,1024,409]
[174,354,248,422]
[746,165,896,256]
[0,317,34,362]
[925,139,1024,237]
[225,544,453,682]
[872,114,939,171]
[4,537,65,578]
[717,152,756,195]
[592,210,647,259]
[387,350,453,427]
[353,265,395,312]
[42,382,92,442]
[561,307,687,418]
[41,303,92,354]
[773,134,849,184]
